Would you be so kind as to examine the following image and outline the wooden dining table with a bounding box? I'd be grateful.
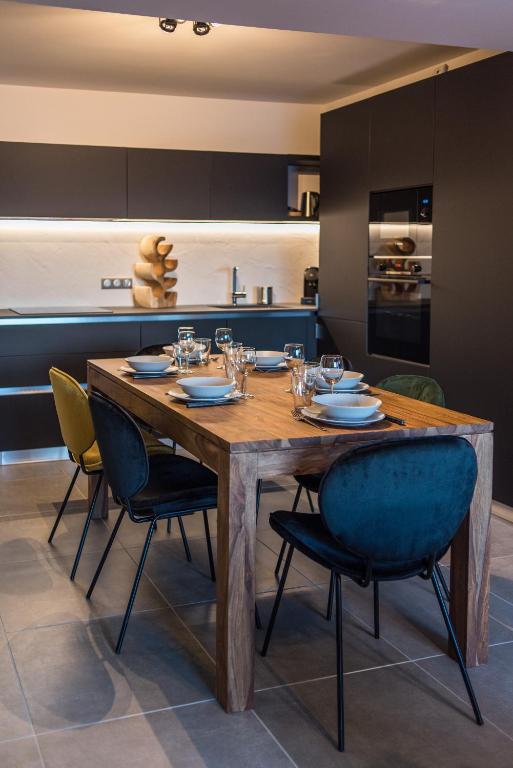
[87,357,493,714]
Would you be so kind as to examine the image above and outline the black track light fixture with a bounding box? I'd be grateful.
[158,18,215,36]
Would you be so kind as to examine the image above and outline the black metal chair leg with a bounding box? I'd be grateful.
[115,520,156,654]
[167,518,172,534]
[431,570,483,726]
[262,545,294,656]
[178,516,192,562]
[255,603,262,629]
[274,485,303,577]
[335,573,345,752]
[373,581,380,639]
[70,473,102,581]
[203,509,216,582]
[435,562,451,601]
[48,465,80,544]
[326,571,335,621]
[306,487,316,514]
[256,479,263,521]
[86,507,126,599]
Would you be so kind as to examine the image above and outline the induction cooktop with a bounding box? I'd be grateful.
[11,307,114,316]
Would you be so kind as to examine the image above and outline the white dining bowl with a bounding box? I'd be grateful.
[256,350,285,367]
[176,376,235,399]
[315,371,364,391]
[312,393,382,420]
[125,355,172,372]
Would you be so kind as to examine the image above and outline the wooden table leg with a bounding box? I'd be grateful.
[451,431,493,666]
[216,451,257,712]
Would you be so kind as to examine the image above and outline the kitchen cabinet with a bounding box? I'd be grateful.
[228,314,316,359]
[369,78,435,190]
[430,52,513,504]
[127,149,211,219]
[0,142,127,218]
[140,319,222,349]
[319,100,369,323]
[210,152,288,220]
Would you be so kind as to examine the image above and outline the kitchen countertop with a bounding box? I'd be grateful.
[0,303,316,321]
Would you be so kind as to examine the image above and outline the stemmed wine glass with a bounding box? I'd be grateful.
[234,346,257,398]
[215,328,233,369]
[319,354,345,394]
[177,329,196,375]
[283,342,305,392]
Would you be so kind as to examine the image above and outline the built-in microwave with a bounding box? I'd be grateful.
[369,186,432,224]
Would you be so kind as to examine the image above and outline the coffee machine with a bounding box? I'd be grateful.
[301,266,319,305]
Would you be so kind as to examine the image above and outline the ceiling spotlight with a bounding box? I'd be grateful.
[192,21,213,36]
[158,18,215,36]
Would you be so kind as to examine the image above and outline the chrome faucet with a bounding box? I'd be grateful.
[231,266,247,306]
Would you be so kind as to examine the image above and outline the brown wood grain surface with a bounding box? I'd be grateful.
[87,358,494,712]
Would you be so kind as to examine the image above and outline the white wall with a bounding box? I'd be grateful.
[0,83,320,154]
[0,220,319,307]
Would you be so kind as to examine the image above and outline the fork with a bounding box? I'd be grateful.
[291,407,327,431]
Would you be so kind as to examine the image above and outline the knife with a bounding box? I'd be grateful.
[186,399,239,408]
[384,413,406,425]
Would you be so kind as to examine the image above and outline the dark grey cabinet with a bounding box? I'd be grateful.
[127,149,211,219]
[369,79,435,190]
[0,142,127,218]
[430,53,513,504]
[319,101,369,324]
[210,153,288,220]
[228,314,316,360]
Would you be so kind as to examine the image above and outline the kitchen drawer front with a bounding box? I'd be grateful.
[0,142,127,218]
[0,351,136,388]
[140,319,229,349]
[228,316,316,360]
[0,322,141,357]
[0,392,62,451]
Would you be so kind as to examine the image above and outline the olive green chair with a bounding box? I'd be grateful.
[376,374,445,407]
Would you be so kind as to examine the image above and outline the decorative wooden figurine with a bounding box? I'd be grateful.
[133,235,178,308]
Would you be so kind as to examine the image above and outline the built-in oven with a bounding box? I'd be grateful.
[368,186,432,365]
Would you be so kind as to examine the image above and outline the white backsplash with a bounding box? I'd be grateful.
[0,220,319,308]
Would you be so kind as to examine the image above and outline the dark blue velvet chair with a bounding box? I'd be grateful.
[261,436,483,752]
[87,392,218,653]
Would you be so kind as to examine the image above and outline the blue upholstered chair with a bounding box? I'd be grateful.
[87,392,218,653]
[261,437,482,752]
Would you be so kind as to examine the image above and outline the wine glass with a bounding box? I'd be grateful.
[215,327,233,369]
[177,329,196,375]
[283,342,305,392]
[319,354,345,394]
[234,346,257,398]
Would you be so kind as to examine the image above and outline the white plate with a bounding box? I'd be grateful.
[167,388,243,403]
[302,407,386,427]
[120,365,177,376]
[125,355,173,372]
[315,382,369,394]
[255,362,288,372]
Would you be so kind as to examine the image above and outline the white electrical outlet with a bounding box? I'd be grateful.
[101,277,132,289]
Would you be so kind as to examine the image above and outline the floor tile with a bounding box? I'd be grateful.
[490,515,513,558]
[38,702,294,768]
[0,514,120,565]
[0,631,33,742]
[0,474,86,519]
[177,586,405,690]
[490,555,513,607]
[134,537,311,608]
[0,549,165,634]
[419,640,513,739]
[0,737,43,768]
[256,662,513,767]
[10,609,215,733]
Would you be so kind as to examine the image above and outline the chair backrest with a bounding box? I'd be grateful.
[135,344,165,356]
[88,392,149,502]
[49,367,95,457]
[376,374,445,407]
[319,437,477,566]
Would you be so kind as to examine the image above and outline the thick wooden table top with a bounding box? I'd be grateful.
[88,358,493,454]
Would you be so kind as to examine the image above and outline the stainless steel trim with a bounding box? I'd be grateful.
[368,277,431,285]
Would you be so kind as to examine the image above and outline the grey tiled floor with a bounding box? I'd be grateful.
[0,459,513,766]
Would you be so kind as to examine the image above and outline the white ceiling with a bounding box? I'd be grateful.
[0,1,471,103]
[14,0,513,51]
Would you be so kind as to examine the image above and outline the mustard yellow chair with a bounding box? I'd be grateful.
[48,367,176,581]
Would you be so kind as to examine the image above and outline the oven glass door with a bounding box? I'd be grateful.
[368,277,430,365]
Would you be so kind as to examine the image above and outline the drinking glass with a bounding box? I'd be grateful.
[234,346,257,398]
[223,341,243,383]
[215,327,233,369]
[291,362,318,409]
[283,342,305,392]
[195,338,211,366]
[319,354,345,394]
[177,329,196,374]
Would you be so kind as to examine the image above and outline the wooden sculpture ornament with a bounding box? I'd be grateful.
[133,235,178,308]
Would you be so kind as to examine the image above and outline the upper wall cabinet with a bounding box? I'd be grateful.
[369,79,435,190]
[127,149,211,219]
[0,142,127,218]
[210,152,288,220]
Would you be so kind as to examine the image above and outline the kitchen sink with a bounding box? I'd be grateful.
[208,304,286,309]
